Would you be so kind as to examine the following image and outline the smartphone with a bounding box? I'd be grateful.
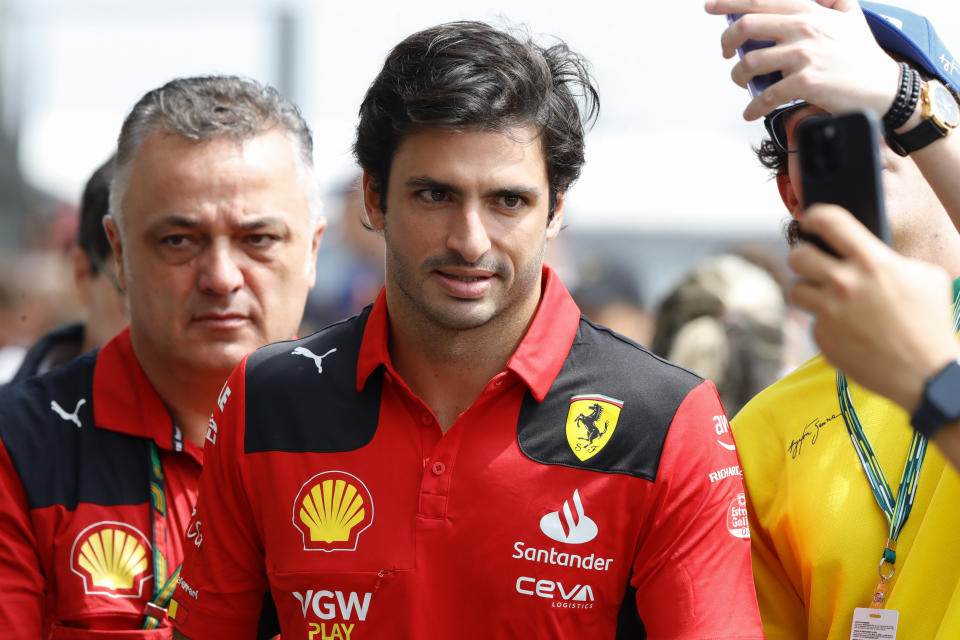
[796,110,891,254]
[726,14,781,97]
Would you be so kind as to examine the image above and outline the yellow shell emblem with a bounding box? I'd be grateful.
[70,522,152,597]
[293,471,374,551]
[565,394,623,461]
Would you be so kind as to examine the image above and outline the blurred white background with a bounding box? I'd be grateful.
[10,0,958,236]
[6,0,960,233]
[1,0,958,335]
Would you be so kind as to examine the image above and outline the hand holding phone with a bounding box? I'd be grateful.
[797,110,891,255]
[726,14,782,98]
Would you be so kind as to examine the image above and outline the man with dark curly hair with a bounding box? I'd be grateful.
[173,20,764,639]
[706,0,960,637]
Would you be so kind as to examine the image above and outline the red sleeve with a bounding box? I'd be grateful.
[630,380,764,639]
[0,440,45,639]
[172,358,267,639]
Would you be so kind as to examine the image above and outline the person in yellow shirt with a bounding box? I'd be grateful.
[790,204,960,474]
[705,0,960,637]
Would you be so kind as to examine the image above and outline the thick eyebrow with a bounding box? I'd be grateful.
[486,186,542,200]
[405,177,461,196]
[404,176,542,199]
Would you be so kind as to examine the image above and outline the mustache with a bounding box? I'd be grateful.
[423,252,508,275]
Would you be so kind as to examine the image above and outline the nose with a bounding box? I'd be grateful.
[445,200,492,264]
[196,240,244,295]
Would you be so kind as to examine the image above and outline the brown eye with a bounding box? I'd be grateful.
[416,189,449,204]
[162,235,193,248]
[499,194,526,210]
[246,234,279,248]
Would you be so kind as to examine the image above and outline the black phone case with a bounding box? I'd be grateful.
[797,111,891,254]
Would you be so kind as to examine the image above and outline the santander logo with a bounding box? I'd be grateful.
[539,489,598,544]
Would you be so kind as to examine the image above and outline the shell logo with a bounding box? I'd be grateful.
[292,471,374,552]
[70,521,152,598]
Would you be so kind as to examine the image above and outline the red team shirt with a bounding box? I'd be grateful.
[0,328,202,638]
[173,268,762,639]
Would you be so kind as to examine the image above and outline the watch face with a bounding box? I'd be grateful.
[928,360,960,421]
[932,83,960,128]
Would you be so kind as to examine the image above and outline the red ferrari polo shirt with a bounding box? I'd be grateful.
[173,267,762,639]
[0,328,202,638]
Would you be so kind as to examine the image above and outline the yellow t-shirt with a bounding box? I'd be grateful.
[732,354,960,639]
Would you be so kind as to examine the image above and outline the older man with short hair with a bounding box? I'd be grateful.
[0,75,325,638]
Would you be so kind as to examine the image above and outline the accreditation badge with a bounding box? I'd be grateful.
[850,608,898,640]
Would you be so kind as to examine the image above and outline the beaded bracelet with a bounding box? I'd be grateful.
[883,62,921,131]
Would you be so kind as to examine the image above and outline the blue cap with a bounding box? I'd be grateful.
[764,1,960,123]
[861,1,960,92]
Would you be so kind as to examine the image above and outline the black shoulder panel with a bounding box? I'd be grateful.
[0,350,150,510]
[244,308,383,454]
[517,318,703,480]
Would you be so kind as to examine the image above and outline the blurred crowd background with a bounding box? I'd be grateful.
[2,0,957,411]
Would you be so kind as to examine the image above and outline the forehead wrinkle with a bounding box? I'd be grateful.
[237,216,290,232]
[144,214,202,231]
[143,212,290,233]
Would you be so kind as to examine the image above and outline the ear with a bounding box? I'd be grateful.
[546,192,564,240]
[72,247,93,306]
[102,215,127,292]
[305,216,327,287]
[776,172,803,221]
[362,171,386,231]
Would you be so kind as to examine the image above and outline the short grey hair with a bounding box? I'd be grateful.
[109,75,322,228]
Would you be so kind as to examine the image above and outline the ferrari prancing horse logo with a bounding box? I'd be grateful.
[565,394,623,461]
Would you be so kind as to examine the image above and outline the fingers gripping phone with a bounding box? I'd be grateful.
[726,14,782,97]
[797,111,892,254]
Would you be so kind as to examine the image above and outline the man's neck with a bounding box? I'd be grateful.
[138,357,230,447]
[901,233,960,280]
[386,293,539,433]
[893,204,960,278]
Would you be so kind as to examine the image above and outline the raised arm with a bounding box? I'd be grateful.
[707,0,960,228]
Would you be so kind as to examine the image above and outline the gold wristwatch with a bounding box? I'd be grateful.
[887,79,960,155]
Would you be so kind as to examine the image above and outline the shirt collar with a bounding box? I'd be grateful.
[355,265,581,402]
[92,327,195,456]
[356,287,391,391]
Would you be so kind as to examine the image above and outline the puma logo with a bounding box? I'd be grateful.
[51,398,86,428]
[291,347,337,374]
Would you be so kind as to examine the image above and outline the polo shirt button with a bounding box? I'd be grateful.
[431,461,446,476]
[421,412,431,425]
